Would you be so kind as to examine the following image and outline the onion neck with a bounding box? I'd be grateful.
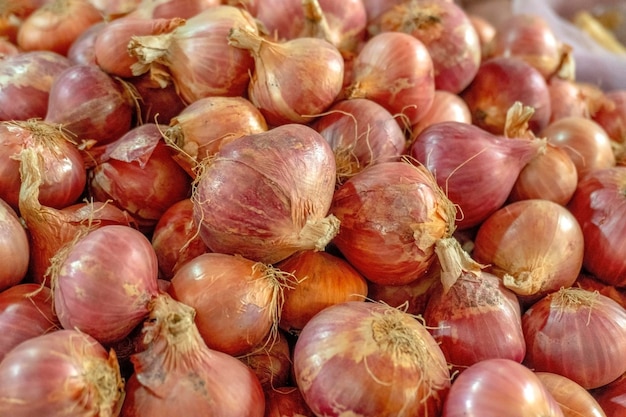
[83,350,125,417]
[301,0,333,45]
[128,33,175,76]
[228,26,266,56]
[434,237,484,293]
[298,214,341,251]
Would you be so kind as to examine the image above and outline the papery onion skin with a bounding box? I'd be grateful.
[522,287,626,389]
[330,161,455,286]
[410,90,472,141]
[535,372,607,417]
[293,301,451,417]
[0,283,59,361]
[239,330,292,391]
[264,387,315,417]
[0,51,72,122]
[52,224,160,344]
[567,167,626,287]
[192,123,338,265]
[126,0,221,19]
[547,77,590,123]
[593,90,626,143]
[0,329,125,417]
[441,358,564,417]
[593,374,626,417]
[126,71,187,126]
[472,199,584,300]
[0,198,29,290]
[168,252,284,356]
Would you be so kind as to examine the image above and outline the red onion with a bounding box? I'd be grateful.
[593,90,626,143]
[468,13,496,50]
[125,71,186,126]
[128,5,258,103]
[51,224,160,344]
[540,116,616,180]
[473,199,584,301]
[408,121,545,230]
[67,21,104,66]
[0,119,86,212]
[275,249,369,333]
[547,77,591,122]
[293,301,451,417]
[567,167,626,287]
[168,252,287,356]
[164,95,268,175]
[0,329,124,417]
[17,0,104,55]
[410,90,472,141]
[0,198,29,290]
[45,64,135,147]
[535,372,608,417]
[462,56,551,135]
[361,0,404,25]
[120,293,265,417]
[523,287,626,389]
[0,283,59,361]
[88,123,192,233]
[239,329,292,391]
[311,98,406,184]
[264,387,315,417]
[88,0,142,17]
[575,273,626,310]
[192,123,339,265]
[442,358,564,417]
[126,0,220,19]
[0,0,46,44]
[228,25,344,126]
[343,30,435,127]
[0,51,72,122]
[374,0,481,94]
[151,198,208,280]
[593,374,626,416]
[330,161,456,286]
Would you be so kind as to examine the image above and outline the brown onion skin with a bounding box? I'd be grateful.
[344,31,435,127]
[0,284,59,361]
[410,90,472,140]
[535,372,607,417]
[473,199,584,302]
[424,270,525,374]
[151,198,208,280]
[593,90,626,143]
[0,51,72,122]
[239,330,292,391]
[461,56,551,135]
[0,199,29,290]
[508,143,578,206]
[0,329,124,417]
[264,387,315,417]
[192,124,338,265]
[441,358,564,417]
[293,301,451,417]
[522,287,626,390]
[567,167,626,287]
[45,64,135,147]
[374,0,481,94]
[330,161,454,286]
[541,117,616,180]
[275,249,369,333]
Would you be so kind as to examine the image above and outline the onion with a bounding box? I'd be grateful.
[0,329,124,417]
[468,13,496,51]
[0,283,59,361]
[164,95,268,176]
[593,90,626,144]
[275,249,369,333]
[0,119,86,212]
[472,199,584,301]
[17,0,104,55]
[508,143,578,206]
[547,77,591,123]
[67,21,104,66]
[361,0,404,25]
[45,64,135,147]
[575,273,626,310]
[0,198,29,290]
[330,160,456,286]
[540,116,616,180]
[293,301,451,416]
[88,123,192,233]
[239,329,292,391]
[120,293,266,417]
[567,167,626,288]
[535,372,608,417]
[125,71,186,126]
[0,0,47,44]
[50,224,160,344]
[408,120,545,230]
[373,0,481,94]
[88,0,141,17]
[441,358,564,417]
[94,17,185,79]
[128,5,258,103]
[461,56,551,135]
[168,252,288,356]
[264,387,315,417]
[485,13,564,79]
[151,198,208,280]
[410,90,472,141]
[343,30,435,127]
[126,0,220,19]
[192,123,339,265]
[522,287,626,389]
[18,146,133,285]
[228,25,344,126]
[424,239,525,373]
[593,374,626,417]
[310,98,406,184]
[0,51,72,122]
